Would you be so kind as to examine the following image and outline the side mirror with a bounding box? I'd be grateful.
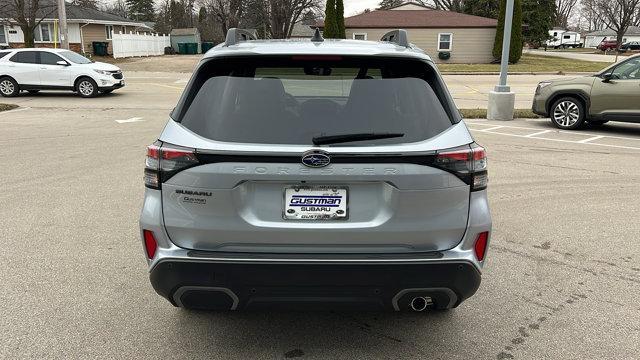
[601,73,614,82]
[56,60,69,66]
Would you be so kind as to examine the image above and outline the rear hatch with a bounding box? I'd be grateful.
[150,55,486,254]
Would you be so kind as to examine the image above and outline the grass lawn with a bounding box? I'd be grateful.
[439,54,609,73]
[0,104,18,112]
[459,108,541,119]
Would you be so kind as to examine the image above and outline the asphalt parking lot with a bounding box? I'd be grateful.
[1,72,639,359]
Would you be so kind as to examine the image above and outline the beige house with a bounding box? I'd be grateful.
[0,3,154,55]
[320,2,498,63]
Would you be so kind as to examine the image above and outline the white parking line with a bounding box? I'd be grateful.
[115,117,144,123]
[525,130,552,138]
[474,129,640,151]
[479,125,505,132]
[577,135,605,143]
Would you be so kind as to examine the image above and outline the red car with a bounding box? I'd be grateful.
[597,39,618,51]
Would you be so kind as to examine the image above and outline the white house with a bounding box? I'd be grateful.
[584,26,640,48]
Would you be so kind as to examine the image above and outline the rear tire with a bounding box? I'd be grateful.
[76,77,98,98]
[550,97,585,130]
[0,77,19,97]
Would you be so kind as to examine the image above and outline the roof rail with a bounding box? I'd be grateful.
[380,29,409,48]
[225,28,257,46]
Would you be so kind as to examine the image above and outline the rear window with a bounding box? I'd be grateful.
[175,56,457,146]
[0,51,11,59]
[10,51,38,64]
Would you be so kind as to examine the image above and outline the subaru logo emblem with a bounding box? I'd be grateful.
[301,150,331,168]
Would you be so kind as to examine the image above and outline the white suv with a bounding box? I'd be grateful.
[0,48,124,98]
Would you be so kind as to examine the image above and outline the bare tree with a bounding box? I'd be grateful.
[101,0,128,18]
[431,0,464,12]
[199,0,244,35]
[580,0,604,31]
[0,0,56,47]
[555,0,578,28]
[597,0,640,49]
[267,0,320,38]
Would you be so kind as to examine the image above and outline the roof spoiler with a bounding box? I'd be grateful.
[225,28,257,46]
[380,29,409,48]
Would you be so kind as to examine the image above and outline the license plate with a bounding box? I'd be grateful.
[284,186,347,220]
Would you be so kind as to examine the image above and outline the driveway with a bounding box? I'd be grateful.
[2,80,640,359]
[524,49,619,63]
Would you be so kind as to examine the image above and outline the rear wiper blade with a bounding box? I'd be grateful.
[312,132,404,145]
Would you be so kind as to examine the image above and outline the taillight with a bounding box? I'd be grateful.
[144,142,199,189]
[474,232,489,261]
[433,144,488,191]
[143,230,158,259]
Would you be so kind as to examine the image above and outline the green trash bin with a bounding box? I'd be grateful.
[201,42,215,53]
[177,43,187,54]
[92,41,108,56]
[186,43,198,54]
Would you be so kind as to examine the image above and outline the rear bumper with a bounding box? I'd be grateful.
[150,258,481,311]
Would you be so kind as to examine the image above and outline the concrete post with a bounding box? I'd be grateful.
[487,0,516,121]
[57,0,69,49]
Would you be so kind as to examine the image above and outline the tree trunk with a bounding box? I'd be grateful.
[22,25,36,48]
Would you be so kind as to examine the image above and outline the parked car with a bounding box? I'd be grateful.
[532,54,640,129]
[0,48,124,98]
[139,29,492,312]
[597,40,618,51]
[619,41,640,51]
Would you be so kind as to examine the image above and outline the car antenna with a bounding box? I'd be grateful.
[311,28,324,43]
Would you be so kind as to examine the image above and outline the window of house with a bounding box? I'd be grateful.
[121,26,126,35]
[106,25,114,40]
[34,23,55,42]
[563,35,571,39]
[0,26,7,44]
[353,33,367,40]
[438,33,452,51]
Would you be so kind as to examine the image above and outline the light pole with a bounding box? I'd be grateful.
[487,0,515,121]
[57,0,69,49]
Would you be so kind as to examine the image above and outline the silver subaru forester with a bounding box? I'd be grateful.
[139,29,492,312]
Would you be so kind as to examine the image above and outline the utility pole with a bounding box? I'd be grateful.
[487,0,515,121]
[57,0,69,49]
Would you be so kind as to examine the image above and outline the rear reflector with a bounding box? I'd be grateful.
[143,230,158,259]
[474,232,489,261]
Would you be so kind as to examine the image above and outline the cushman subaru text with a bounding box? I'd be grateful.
[139,29,492,312]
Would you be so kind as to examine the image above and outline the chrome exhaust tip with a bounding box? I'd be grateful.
[410,296,432,312]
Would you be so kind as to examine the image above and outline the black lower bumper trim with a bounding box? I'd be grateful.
[150,261,481,311]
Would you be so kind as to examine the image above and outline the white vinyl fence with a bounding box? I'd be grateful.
[112,32,171,59]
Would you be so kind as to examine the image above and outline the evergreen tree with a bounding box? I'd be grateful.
[492,0,523,63]
[126,0,156,21]
[324,0,339,38]
[463,0,500,19]
[335,0,345,38]
[522,0,555,47]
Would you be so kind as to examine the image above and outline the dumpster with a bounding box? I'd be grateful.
[177,43,187,54]
[92,42,109,56]
[185,43,198,54]
[201,42,215,53]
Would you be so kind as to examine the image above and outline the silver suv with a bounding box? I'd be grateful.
[139,29,492,312]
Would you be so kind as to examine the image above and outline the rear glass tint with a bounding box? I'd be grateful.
[176,56,457,146]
